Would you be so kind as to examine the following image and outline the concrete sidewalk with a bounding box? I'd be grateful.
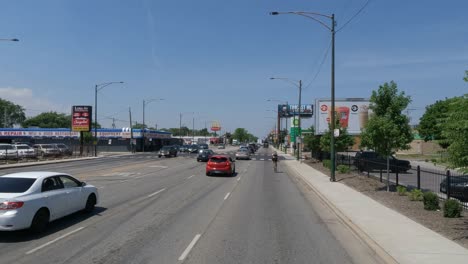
[280,152,468,264]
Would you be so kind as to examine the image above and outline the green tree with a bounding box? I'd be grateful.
[463,70,468,82]
[360,81,413,191]
[22,112,71,128]
[441,95,468,171]
[132,122,145,129]
[320,119,354,153]
[0,98,26,127]
[418,99,454,142]
[233,128,249,143]
[303,126,321,155]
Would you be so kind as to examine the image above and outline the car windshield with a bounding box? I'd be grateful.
[0,145,14,150]
[0,177,36,193]
[16,146,30,149]
[210,157,227,163]
[42,145,54,149]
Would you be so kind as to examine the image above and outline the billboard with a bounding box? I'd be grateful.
[71,105,92,132]
[211,121,221,132]
[277,104,313,118]
[314,99,371,135]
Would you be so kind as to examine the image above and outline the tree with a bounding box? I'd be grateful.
[22,112,71,128]
[441,95,468,171]
[464,70,468,82]
[232,128,249,143]
[418,99,454,142]
[0,98,26,127]
[132,122,145,129]
[320,118,354,154]
[303,126,321,158]
[360,81,413,191]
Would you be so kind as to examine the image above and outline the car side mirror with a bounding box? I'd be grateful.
[81,182,87,187]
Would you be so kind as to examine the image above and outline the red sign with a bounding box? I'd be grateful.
[71,105,92,132]
[320,105,328,112]
[210,121,221,131]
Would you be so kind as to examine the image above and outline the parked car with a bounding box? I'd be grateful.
[354,151,411,173]
[179,145,188,152]
[440,176,468,202]
[188,145,199,153]
[198,143,209,150]
[0,172,98,232]
[206,155,236,176]
[197,149,214,162]
[33,144,61,157]
[158,146,178,158]
[235,149,251,160]
[0,144,19,160]
[217,144,225,149]
[54,143,73,156]
[13,144,37,159]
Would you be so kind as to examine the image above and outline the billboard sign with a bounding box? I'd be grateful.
[277,104,313,118]
[71,105,92,132]
[211,121,221,132]
[314,98,371,135]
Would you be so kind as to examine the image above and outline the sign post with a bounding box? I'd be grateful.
[71,105,92,157]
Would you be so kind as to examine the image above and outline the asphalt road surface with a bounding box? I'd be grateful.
[0,147,382,264]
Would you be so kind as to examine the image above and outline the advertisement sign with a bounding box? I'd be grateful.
[71,105,92,132]
[278,104,313,118]
[211,121,221,132]
[314,98,371,135]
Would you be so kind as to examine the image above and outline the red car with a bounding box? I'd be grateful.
[206,155,236,176]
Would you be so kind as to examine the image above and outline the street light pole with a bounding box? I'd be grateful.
[142,98,164,152]
[270,10,337,181]
[297,80,302,161]
[94,81,124,157]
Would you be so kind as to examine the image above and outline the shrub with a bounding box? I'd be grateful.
[409,189,423,201]
[423,192,439,210]
[337,165,350,174]
[444,199,462,218]
[396,186,407,196]
[322,159,332,169]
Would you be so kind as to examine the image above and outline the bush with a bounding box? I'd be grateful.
[423,192,440,210]
[409,189,424,201]
[322,159,332,169]
[444,199,462,218]
[337,165,350,174]
[396,186,407,196]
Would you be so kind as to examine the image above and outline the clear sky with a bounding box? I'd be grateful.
[1,0,467,138]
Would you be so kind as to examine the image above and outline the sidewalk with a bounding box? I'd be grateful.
[279,151,468,264]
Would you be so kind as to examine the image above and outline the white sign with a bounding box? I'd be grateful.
[314,98,371,135]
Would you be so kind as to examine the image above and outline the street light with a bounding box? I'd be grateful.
[0,38,19,42]
[270,77,302,161]
[94,81,124,157]
[142,98,164,152]
[270,10,337,181]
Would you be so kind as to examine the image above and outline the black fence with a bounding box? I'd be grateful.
[332,152,468,209]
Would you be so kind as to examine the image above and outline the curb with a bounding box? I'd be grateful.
[285,161,398,264]
[0,156,100,169]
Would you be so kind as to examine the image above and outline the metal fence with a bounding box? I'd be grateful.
[334,153,468,209]
[0,144,96,165]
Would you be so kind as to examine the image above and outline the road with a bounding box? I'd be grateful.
[0,147,382,264]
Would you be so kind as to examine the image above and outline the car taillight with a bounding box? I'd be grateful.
[0,201,24,210]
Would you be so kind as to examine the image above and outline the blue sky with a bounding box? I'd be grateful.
[1,0,467,137]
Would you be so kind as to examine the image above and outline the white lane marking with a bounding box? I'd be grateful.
[135,176,143,179]
[26,227,85,255]
[237,176,241,182]
[224,192,231,200]
[99,186,106,189]
[260,158,265,161]
[149,165,168,168]
[147,188,166,198]
[178,234,202,261]
[187,175,194,179]
[120,180,128,183]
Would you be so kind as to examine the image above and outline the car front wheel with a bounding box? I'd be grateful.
[84,194,97,213]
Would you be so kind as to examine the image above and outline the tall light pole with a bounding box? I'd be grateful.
[142,98,164,152]
[94,81,124,157]
[270,10,336,181]
[270,78,302,161]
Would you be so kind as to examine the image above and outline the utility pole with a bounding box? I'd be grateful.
[112,118,116,129]
[297,80,302,161]
[129,107,134,153]
[192,116,195,141]
[330,13,336,182]
[179,113,182,139]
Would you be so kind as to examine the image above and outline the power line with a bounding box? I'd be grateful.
[304,40,332,90]
[336,0,372,33]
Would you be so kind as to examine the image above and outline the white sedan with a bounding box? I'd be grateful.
[0,172,99,232]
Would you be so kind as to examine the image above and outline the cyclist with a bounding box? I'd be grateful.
[272,151,278,172]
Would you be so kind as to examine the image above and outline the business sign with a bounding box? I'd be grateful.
[314,98,371,135]
[277,104,313,118]
[71,105,92,132]
[211,121,221,132]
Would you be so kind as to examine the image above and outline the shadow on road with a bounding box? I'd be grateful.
[0,207,107,243]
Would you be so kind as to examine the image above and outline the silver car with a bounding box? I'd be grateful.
[0,144,19,160]
[235,149,251,160]
[33,144,61,157]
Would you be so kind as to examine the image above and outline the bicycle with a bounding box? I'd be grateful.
[272,156,278,172]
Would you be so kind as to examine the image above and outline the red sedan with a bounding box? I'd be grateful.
[206,155,236,176]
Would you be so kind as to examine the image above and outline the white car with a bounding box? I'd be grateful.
[14,144,38,159]
[0,172,99,232]
[0,143,19,160]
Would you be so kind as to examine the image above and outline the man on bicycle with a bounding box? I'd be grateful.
[272,151,278,171]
